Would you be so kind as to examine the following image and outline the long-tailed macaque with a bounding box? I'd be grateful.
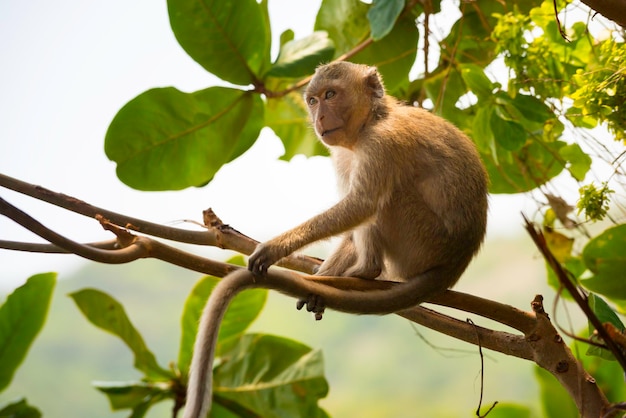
[183,62,489,418]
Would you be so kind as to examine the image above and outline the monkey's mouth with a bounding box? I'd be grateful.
[321,128,340,136]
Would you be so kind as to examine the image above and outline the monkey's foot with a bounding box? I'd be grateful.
[296,294,326,321]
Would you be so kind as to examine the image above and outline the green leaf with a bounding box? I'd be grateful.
[559,143,591,181]
[423,68,467,125]
[267,32,335,78]
[315,0,370,55]
[105,87,263,191]
[69,289,171,380]
[367,0,405,41]
[167,0,270,85]
[94,381,168,413]
[265,92,328,160]
[586,294,625,359]
[581,224,626,300]
[0,272,56,392]
[472,105,496,156]
[490,113,527,151]
[535,366,578,418]
[0,399,41,418]
[460,64,494,100]
[213,334,328,418]
[178,262,267,376]
[316,0,417,92]
[350,15,418,92]
[484,140,565,193]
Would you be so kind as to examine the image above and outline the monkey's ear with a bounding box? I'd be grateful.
[365,67,385,98]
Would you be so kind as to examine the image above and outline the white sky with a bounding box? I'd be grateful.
[0,0,533,291]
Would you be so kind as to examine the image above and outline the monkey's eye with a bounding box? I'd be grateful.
[307,97,318,106]
[325,90,336,100]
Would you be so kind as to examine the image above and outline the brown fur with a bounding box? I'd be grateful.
[184,62,488,418]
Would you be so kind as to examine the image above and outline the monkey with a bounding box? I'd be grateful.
[183,61,489,418]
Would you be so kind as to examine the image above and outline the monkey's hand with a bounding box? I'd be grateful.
[248,240,290,276]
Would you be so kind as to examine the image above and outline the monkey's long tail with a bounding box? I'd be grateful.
[183,269,255,418]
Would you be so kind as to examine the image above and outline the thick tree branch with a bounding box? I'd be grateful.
[0,174,613,415]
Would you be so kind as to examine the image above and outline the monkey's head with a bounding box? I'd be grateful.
[304,62,387,148]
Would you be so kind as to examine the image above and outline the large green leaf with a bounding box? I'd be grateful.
[178,260,267,376]
[367,0,405,41]
[213,334,328,418]
[581,224,626,300]
[105,87,264,191]
[267,32,335,78]
[69,289,172,380]
[265,91,329,160]
[0,272,56,392]
[586,294,625,359]
[167,0,271,85]
[315,0,370,55]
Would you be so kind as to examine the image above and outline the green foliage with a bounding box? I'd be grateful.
[581,224,626,302]
[68,259,327,416]
[213,334,329,417]
[577,182,614,221]
[0,399,42,418]
[58,0,626,415]
[569,40,626,141]
[0,273,56,392]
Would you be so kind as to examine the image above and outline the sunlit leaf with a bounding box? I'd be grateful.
[178,257,267,377]
[0,273,56,392]
[70,289,172,380]
[543,228,574,263]
[167,0,270,85]
[559,143,591,181]
[105,87,263,191]
[213,334,328,418]
[268,32,335,78]
[367,0,405,40]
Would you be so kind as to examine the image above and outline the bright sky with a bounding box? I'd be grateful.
[0,0,532,290]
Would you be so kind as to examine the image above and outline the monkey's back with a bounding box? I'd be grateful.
[366,103,488,281]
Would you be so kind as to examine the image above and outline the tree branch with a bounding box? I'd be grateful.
[0,174,612,415]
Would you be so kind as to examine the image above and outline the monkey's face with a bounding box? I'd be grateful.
[305,85,365,148]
